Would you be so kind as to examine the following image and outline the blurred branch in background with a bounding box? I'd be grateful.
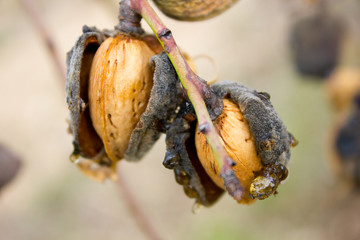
[18,0,163,239]
[19,0,66,85]
[0,145,22,192]
[117,167,162,240]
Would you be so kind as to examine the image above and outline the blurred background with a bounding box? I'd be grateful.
[1,0,360,239]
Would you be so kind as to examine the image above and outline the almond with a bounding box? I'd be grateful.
[88,35,156,165]
[195,98,263,204]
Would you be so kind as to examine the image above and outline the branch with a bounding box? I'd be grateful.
[117,167,162,240]
[19,0,66,84]
[120,0,244,201]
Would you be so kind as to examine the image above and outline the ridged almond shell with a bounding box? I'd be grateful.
[325,67,360,112]
[88,35,156,165]
[195,98,263,204]
[153,0,238,21]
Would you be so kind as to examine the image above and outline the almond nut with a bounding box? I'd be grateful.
[153,0,238,21]
[88,35,156,165]
[195,98,263,204]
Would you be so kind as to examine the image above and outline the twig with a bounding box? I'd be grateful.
[19,0,66,84]
[116,167,162,240]
[120,0,244,201]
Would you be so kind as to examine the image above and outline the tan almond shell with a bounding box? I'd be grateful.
[153,0,238,21]
[325,67,360,112]
[88,35,156,164]
[195,98,263,204]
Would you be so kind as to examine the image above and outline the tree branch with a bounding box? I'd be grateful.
[19,0,66,85]
[117,167,162,240]
[119,0,244,201]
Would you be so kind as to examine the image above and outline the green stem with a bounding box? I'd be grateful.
[124,0,243,200]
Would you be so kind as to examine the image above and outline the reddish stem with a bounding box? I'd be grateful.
[20,0,66,85]
[121,0,244,201]
[117,167,162,240]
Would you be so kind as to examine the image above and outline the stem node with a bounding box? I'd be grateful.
[158,28,172,39]
[198,123,209,133]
